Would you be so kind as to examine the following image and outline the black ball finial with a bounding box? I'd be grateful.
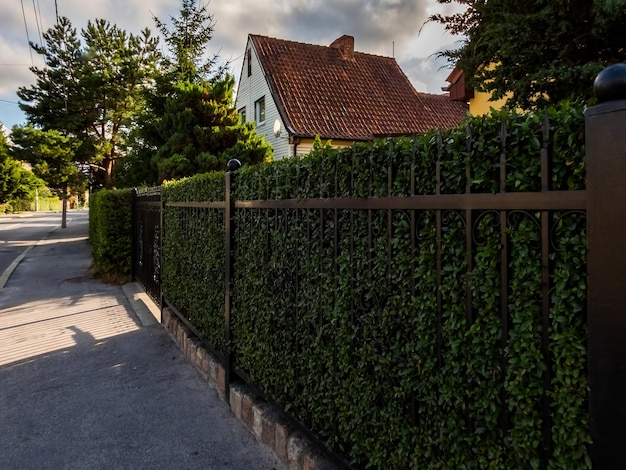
[226,159,242,172]
[594,63,626,103]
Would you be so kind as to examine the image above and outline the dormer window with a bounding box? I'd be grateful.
[255,97,265,124]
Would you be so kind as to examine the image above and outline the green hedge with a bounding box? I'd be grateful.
[160,102,589,469]
[162,173,226,351]
[89,188,133,281]
[1,197,61,213]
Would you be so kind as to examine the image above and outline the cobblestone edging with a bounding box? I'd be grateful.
[161,308,339,470]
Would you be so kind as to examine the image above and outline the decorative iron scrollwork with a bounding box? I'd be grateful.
[137,220,144,269]
[153,224,161,285]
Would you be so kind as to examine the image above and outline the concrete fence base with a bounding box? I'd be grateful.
[161,307,339,470]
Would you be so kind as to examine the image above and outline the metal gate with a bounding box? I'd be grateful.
[132,187,162,307]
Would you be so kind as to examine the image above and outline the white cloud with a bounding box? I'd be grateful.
[0,0,464,129]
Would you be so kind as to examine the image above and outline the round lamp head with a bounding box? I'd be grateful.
[226,159,242,172]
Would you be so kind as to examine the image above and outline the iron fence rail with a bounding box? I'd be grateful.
[231,199,585,462]
[233,191,585,210]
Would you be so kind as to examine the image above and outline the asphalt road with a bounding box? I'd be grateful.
[0,212,285,469]
[0,211,66,284]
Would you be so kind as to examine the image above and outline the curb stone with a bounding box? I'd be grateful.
[161,307,341,470]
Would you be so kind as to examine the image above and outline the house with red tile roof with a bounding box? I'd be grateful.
[235,34,468,159]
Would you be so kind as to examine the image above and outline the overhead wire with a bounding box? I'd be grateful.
[33,0,43,45]
[20,0,35,65]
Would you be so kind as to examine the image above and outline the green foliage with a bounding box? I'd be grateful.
[159,103,589,468]
[10,125,87,198]
[161,174,226,350]
[152,0,224,83]
[121,1,271,188]
[89,189,133,281]
[0,131,22,203]
[0,165,56,213]
[150,79,271,182]
[12,168,47,201]
[430,0,626,108]
[219,122,273,167]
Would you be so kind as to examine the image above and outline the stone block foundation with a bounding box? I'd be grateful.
[161,307,339,470]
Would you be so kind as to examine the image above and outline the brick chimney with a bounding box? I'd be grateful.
[330,35,354,60]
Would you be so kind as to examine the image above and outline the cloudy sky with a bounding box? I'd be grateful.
[0,0,464,131]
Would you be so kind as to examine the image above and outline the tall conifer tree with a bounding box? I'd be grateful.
[123,0,270,185]
[17,17,160,188]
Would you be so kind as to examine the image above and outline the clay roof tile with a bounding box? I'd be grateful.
[251,34,467,140]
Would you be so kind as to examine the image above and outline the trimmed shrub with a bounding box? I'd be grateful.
[89,188,133,282]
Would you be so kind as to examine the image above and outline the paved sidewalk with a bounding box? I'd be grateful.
[0,212,284,469]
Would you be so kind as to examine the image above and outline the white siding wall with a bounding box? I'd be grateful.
[235,39,293,160]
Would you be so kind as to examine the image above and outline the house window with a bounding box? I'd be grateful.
[247,49,252,77]
[255,97,265,124]
[238,107,246,123]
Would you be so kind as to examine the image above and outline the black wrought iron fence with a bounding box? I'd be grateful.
[132,187,162,307]
[129,90,626,466]
[227,155,586,466]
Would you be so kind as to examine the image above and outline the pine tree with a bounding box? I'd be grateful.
[123,0,271,185]
[17,17,160,188]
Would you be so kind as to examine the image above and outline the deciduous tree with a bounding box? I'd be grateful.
[0,126,46,211]
[0,131,22,204]
[431,0,626,108]
[10,126,87,226]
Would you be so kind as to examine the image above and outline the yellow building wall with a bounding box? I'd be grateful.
[295,138,356,155]
[469,90,509,116]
